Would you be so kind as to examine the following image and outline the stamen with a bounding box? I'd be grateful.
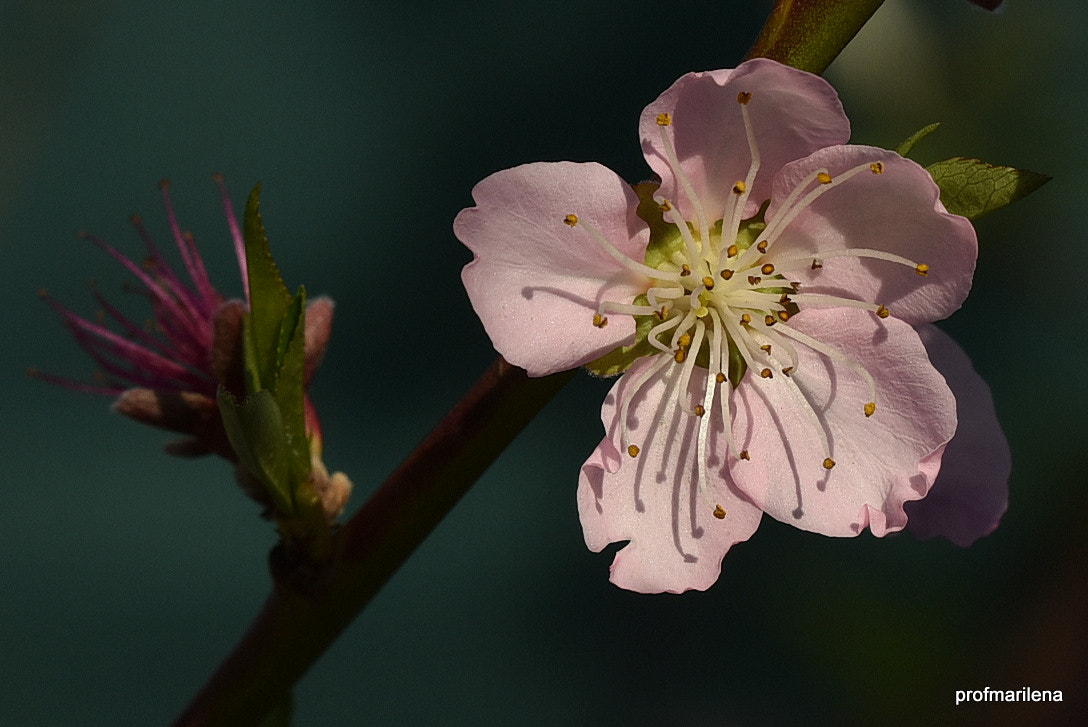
[773,248,928,276]
[707,310,743,461]
[647,315,683,353]
[598,301,658,317]
[720,269,734,280]
[864,402,876,417]
[760,263,775,275]
[616,352,675,454]
[775,323,879,412]
[752,161,879,260]
[724,99,761,257]
[823,457,836,470]
[869,161,884,174]
[701,275,715,291]
[713,505,726,519]
[673,319,705,413]
[592,314,608,328]
[658,197,703,265]
[574,217,681,282]
[563,214,578,227]
[657,123,711,253]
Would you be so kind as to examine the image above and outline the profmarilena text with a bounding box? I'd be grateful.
[956,688,1062,705]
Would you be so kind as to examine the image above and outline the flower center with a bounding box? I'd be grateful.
[566,90,930,513]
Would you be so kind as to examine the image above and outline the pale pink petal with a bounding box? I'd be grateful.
[455,162,650,376]
[730,308,956,537]
[578,356,763,593]
[905,325,1009,545]
[767,146,977,325]
[640,58,850,225]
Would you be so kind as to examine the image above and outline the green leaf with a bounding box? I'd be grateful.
[219,184,315,524]
[745,0,886,74]
[925,157,1051,220]
[243,184,293,393]
[895,122,940,158]
[218,388,295,516]
[277,288,311,486]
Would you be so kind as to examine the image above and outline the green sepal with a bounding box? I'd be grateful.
[895,122,940,158]
[925,157,1051,220]
[217,387,296,517]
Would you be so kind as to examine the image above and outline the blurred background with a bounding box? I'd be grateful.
[2,0,1084,724]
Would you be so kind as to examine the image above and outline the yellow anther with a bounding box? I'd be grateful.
[563,213,578,227]
[748,275,762,285]
[817,172,833,185]
[658,198,672,212]
[782,366,794,376]
[680,264,692,277]
[628,444,640,458]
[915,263,930,277]
[822,457,836,470]
[713,504,727,519]
[869,161,885,175]
[876,305,890,319]
[811,259,823,270]
[679,333,692,347]
[760,344,771,353]
[715,372,726,384]
[739,450,750,460]
[756,241,768,254]
[777,310,790,322]
[720,269,734,280]
[740,313,751,325]
[732,181,747,195]
[653,306,668,320]
[656,112,672,126]
[737,91,752,105]
[674,349,687,363]
[592,314,608,328]
[727,244,739,257]
[761,263,775,275]
[701,275,715,290]
[864,402,876,417]
[694,405,706,417]
[764,314,776,326]
[779,293,791,304]
[760,368,773,379]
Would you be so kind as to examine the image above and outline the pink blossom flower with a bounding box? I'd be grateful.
[35,178,333,464]
[455,59,1006,592]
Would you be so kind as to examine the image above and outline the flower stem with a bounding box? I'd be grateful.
[745,0,886,74]
[173,357,575,726]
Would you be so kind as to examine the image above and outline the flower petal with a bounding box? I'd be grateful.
[767,146,977,324]
[641,58,850,224]
[730,308,956,537]
[455,162,650,376]
[905,325,1009,545]
[578,356,763,593]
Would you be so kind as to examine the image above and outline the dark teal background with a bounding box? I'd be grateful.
[2,1,1085,724]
